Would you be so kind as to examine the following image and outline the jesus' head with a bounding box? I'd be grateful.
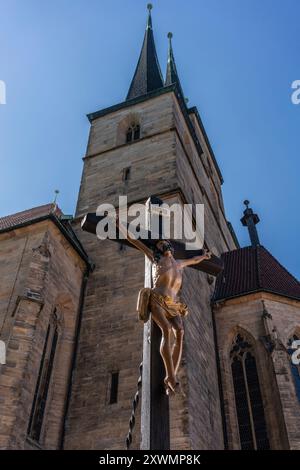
[154,240,174,262]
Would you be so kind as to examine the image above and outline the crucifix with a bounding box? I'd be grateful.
[81,196,223,450]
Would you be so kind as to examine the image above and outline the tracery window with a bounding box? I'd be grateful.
[27,309,60,442]
[230,334,270,450]
[126,124,140,143]
[287,333,300,403]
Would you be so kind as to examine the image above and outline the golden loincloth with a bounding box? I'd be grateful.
[137,288,188,323]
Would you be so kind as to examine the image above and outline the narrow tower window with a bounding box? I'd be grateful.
[109,371,119,404]
[230,334,270,450]
[122,166,131,182]
[27,310,59,442]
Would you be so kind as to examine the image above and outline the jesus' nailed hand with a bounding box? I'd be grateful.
[115,212,211,396]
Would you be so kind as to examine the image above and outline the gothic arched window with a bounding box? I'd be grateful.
[126,123,140,143]
[27,309,60,443]
[230,334,270,450]
[287,333,300,402]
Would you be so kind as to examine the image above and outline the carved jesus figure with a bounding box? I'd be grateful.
[116,215,211,395]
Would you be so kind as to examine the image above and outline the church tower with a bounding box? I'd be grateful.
[63,6,237,450]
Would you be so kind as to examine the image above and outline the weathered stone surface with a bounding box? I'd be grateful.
[0,221,86,449]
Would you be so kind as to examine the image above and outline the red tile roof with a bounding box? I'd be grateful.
[0,204,62,231]
[213,245,300,302]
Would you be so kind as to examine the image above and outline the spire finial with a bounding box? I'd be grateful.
[52,189,60,213]
[146,3,153,30]
[53,189,60,204]
[241,200,260,247]
[167,33,173,66]
[167,32,173,55]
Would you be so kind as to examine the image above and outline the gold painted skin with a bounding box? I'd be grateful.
[117,217,211,395]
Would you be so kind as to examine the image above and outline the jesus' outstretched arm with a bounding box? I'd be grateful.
[115,214,154,262]
[177,249,212,268]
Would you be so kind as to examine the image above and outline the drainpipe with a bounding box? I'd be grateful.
[59,266,90,449]
[211,302,229,449]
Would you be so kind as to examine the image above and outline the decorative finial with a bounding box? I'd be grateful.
[53,189,60,205]
[241,199,260,246]
[185,97,189,104]
[167,33,173,64]
[146,4,153,30]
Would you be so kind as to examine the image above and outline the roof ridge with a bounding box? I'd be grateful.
[260,245,300,285]
[0,203,63,232]
[0,202,56,220]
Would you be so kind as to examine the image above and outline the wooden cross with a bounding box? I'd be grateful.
[81,196,223,450]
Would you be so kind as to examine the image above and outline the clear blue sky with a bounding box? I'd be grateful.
[0,0,299,278]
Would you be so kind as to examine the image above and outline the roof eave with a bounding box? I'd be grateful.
[213,288,300,304]
[188,106,224,184]
[87,85,175,122]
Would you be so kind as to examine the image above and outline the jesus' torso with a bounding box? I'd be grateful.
[152,255,183,300]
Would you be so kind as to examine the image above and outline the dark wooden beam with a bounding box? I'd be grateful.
[150,320,170,449]
[81,212,223,277]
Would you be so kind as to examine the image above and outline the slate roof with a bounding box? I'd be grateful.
[213,245,300,302]
[126,7,163,100]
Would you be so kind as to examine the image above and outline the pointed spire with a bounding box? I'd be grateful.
[165,32,176,85]
[126,4,163,100]
[165,32,185,98]
[241,200,261,246]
